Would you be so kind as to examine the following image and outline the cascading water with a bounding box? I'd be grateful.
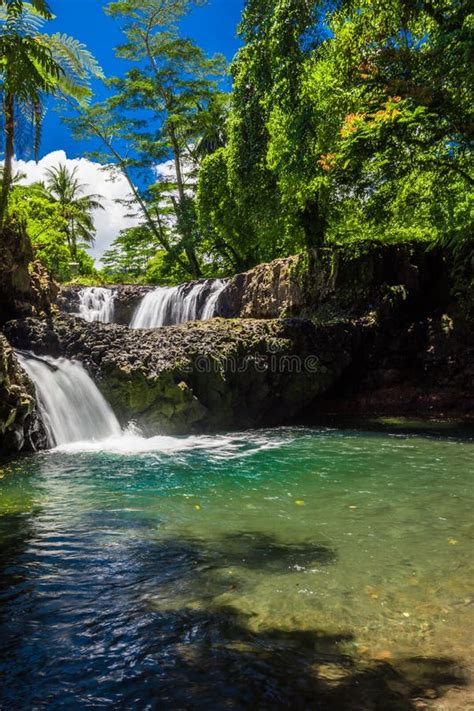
[78,287,115,323]
[130,279,227,329]
[17,352,122,447]
[201,280,227,320]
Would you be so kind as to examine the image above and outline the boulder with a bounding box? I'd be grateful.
[218,256,304,318]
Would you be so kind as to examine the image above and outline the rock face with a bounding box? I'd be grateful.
[304,242,450,320]
[304,244,474,418]
[55,284,82,315]
[219,256,304,318]
[0,223,58,324]
[218,243,450,321]
[5,315,354,435]
[4,241,472,446]
[112,285,153,325]
[0,334,47,455]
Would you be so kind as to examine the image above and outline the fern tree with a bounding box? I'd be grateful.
[34,163,104,259]
[0,0,103,228]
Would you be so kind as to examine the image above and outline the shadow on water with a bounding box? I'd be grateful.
[133,529,337,573]
[0,514,468,709]
[303,415,474,442]
[141,606,467,711]
[0,510,40,600]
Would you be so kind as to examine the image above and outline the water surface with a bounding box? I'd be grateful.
[0,427,472,709]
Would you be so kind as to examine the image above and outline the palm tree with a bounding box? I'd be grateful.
[0,166,26,185]
[191,93,230,162]
[0,0,103,228]
[35,164,104,259]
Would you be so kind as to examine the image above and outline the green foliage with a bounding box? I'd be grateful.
[144,249,191,286]
[33,163,104,259]
[68,0,228,281]
[196,148,253,271]
[0,0,103,226]
[197,0,473,268]
[6,0,468,285]
[102,225,162,281]
[8,184,98,281]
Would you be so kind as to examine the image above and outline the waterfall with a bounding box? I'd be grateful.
[130,279,227,329]
[78,287,115,323]
[17,352,122,447]
[201,280,227,320]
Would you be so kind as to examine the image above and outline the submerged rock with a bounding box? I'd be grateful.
[0,334,47,455]
[5,316,354,435]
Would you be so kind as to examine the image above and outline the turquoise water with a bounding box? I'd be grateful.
[0,427,473,709]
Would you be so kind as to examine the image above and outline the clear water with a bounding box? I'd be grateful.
[0,427,472,709]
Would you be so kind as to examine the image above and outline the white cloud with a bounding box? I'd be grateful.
[13,150,140,263]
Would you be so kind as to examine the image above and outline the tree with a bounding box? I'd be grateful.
[68,0,227,280]
[0,0,103,227]
[0,1,51,14]
[199,0,472,264]
[188,92,230,162]
[34,164,104,259]
[198,0,325,265]
[102,225,161,280]
[291,0,473,250]
[8,183,97,280]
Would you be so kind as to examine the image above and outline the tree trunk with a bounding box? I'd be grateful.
[301,189,327,249]
[70,221,77,260]
[170,129,202,279]
[0,92,15,230]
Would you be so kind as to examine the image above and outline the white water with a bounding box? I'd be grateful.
[17,353,122,447]
[130,279,227,329]
[78,287,115,323]
[52,428,293,458]
[17,350,294,455]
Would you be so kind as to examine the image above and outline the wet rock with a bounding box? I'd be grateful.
[112,285,153,325]
[0,334,47,456]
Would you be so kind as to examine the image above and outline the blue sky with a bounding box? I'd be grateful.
[41,0,244,159]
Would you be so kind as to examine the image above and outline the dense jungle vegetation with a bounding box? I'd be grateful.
[0,0,472,285]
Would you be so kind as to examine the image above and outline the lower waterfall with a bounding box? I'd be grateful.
[17,352,122,447]
[130,279,227,329]
[78,287,115,323]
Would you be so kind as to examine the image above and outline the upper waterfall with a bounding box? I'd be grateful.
[78,287,115,323]
[130,279,227,329]
[17,352,122,447]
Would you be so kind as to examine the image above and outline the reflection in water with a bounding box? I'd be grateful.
[0,427,472,708]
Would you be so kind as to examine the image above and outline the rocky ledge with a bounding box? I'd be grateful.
[0,334,46,455]
[5,315,355,435]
